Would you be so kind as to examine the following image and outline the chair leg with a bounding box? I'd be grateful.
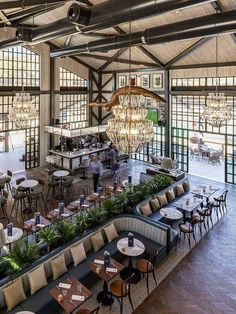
[192,231,196,244]
[152,269,157,285]
[210,216,213,226]
[188,234,191,249]
[128,290,134,311]
[146,273,149,295]
[199,223,202,238]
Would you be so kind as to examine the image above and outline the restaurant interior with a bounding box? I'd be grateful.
[0,1,236,314]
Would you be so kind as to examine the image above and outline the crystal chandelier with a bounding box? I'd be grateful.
[107,94,154,154]
[203,33,232,128]
[203,92,232,128]
[8,92,36,129]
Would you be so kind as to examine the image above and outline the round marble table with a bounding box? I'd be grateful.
[15,312,35,314]
[19,179,38,189]
[160,207,183,227]
[117,237,145,283]
[4,227,23,249]
[53,170,70,200]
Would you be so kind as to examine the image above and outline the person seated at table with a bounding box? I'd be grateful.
[90,155,103,193]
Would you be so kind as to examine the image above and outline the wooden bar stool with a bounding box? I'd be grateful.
[110,274,134,314]
[136,250,158,295]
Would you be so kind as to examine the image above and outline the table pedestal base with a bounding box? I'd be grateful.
[97,291,114,306]
[120,267,141,284]
[97,281,114,306]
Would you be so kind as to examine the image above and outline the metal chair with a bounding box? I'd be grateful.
[197,203,214,231]
[136,250,158,295]
[110,274,134,314]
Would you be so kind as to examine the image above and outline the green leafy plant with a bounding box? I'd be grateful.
[102,198,122,218]
[86,206,106,228]
[3,240,38,273]
[38,226,58,253]
[55,220,75,244]
[74,212,88,235]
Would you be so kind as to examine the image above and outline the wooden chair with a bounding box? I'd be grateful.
[110,274,134,314]
[5,170,12,192]
[76,304,101,314]
[179,222,196,249]
[136,250,158,295]
[213,190,228,218]
[197,203,213,231]
[187,214,207,238]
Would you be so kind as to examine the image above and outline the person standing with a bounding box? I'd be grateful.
[108,144,119,175]
[90,155,103,193]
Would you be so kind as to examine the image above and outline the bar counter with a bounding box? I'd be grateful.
[49,146,109,170]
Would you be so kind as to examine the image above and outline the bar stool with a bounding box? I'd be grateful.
[16,177,27,192]
[179,222,196,249]
[136,250,158,295]
[31,184,46,213]
[80,158,90,180]
[0,178,6,197]
[10,187,27,222]
[62,176,75,202]
[110,274,134,314]
[46,176,60,201]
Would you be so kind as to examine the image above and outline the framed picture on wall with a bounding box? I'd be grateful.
[140,74,150,88]
[152,73,163,89]
[118,75,127,87]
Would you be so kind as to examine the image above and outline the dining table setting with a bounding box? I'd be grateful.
[50,277,93,314]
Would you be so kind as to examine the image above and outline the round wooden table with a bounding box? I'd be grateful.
[117,237,145,283]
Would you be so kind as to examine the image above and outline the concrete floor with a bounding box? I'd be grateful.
[189,157,224,182]
[0,147,25,173]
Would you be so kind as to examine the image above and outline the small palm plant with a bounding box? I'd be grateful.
[38,226,58,253]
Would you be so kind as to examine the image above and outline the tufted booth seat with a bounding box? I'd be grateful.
[134,177,191,223]
[0,215,177,314]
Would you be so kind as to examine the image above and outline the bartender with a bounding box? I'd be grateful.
[90,155,103,193]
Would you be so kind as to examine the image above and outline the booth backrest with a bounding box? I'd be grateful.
[0,215,169,309]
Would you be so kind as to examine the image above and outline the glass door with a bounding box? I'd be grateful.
[171,127,189,172]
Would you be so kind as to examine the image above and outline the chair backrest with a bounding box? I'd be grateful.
[3,190,8,199]
[161,157,173,170]
[121,273,134,297]
[16,177,25,185]
[7,170,12,177]
[63,176,74,183]
[38,179,45,186]
[32,185,43,194]
[222,190,228,201]
[149,250,159,266]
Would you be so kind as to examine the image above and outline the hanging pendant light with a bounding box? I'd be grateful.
[8,2,36,129]
[8,91,36,129]
[106,0,155,154]
[203,30,232,127]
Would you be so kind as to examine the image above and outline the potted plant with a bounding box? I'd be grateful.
[38,226,58,253]
[55,220,75,244]
[102,198,122,218]
[3,240,39,273]
[74,212,88,235]
[86,206,106,229]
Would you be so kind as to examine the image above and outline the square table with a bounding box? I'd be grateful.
[50,277,92,314]
[191,186,219,199]
[173,196,203,222]
[24,215,51,233]
[90,256,125,306]
[49,208,73,220]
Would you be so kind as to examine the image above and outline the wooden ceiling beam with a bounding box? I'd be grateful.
[113,25,165,69]
[97,48,128,72]
[0,11,11,26]
[165,37,212,68]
